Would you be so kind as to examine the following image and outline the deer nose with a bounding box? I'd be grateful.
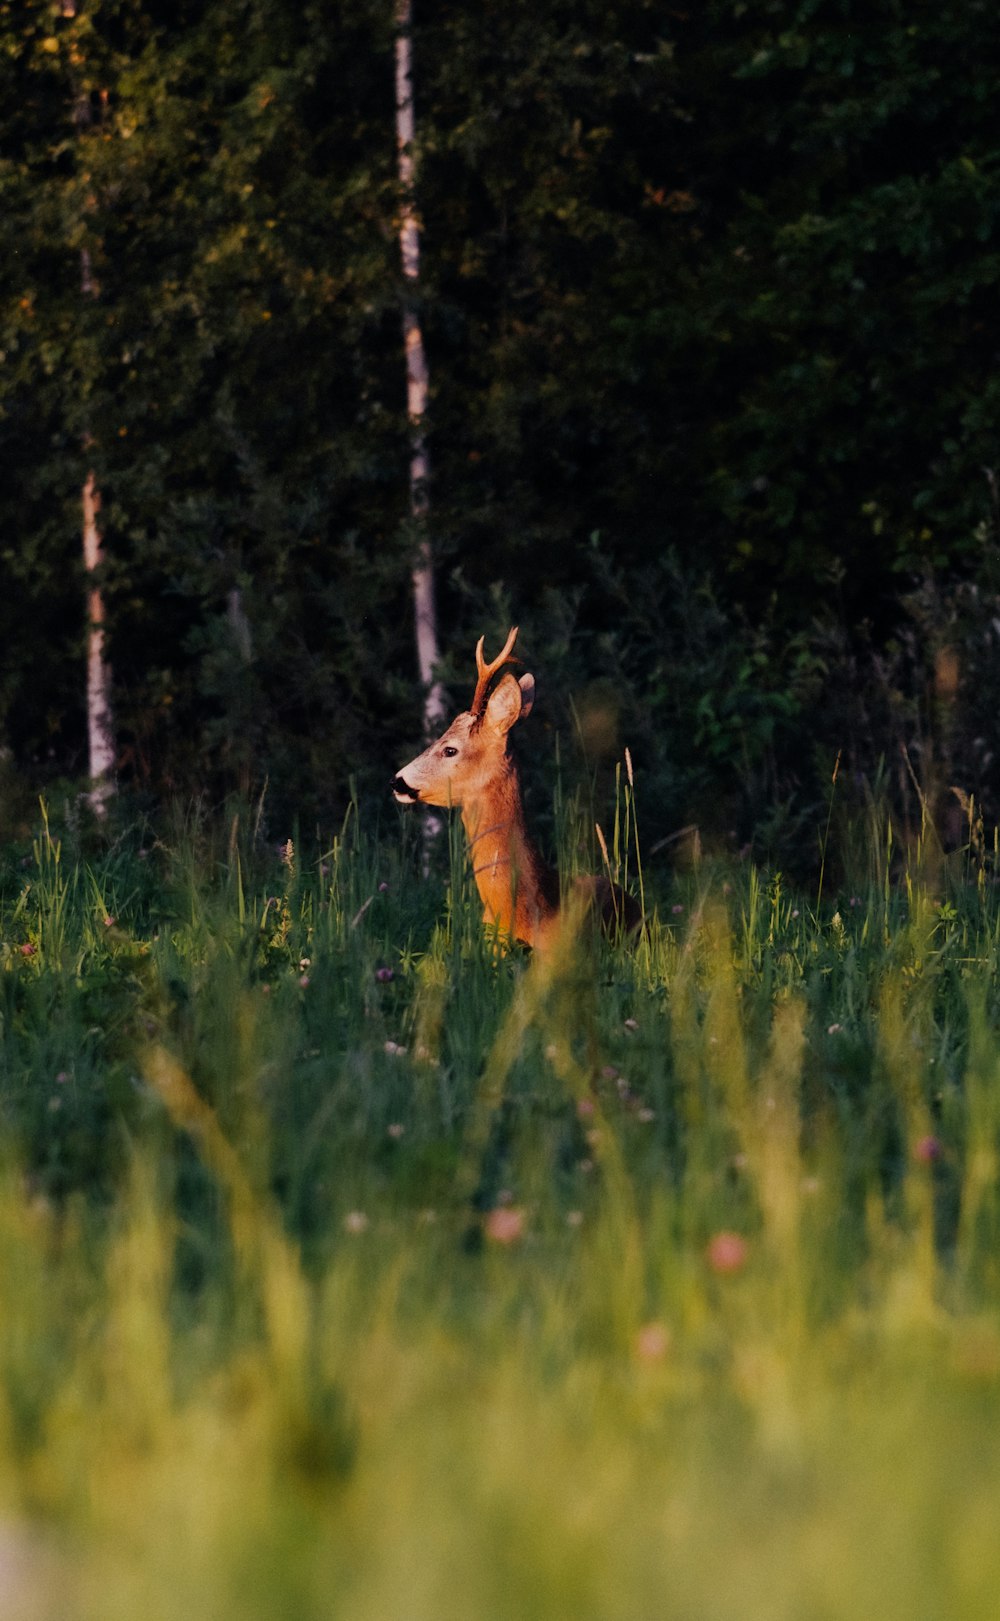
[392,775,419,802]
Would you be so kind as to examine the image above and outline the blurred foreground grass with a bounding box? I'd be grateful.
[1,798,1000,1618]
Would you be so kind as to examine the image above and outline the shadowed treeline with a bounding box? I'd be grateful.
[3,2,1000,854]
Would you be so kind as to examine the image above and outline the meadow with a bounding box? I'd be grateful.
[2,786,1000,1620]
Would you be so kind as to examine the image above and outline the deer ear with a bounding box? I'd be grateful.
[483,672,526,734]
[517,673,535,720]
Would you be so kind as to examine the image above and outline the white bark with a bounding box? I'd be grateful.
[69,3,116,816]
[83,470,115,815]
[395,0,445,735]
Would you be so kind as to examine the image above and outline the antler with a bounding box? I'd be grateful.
[470,626,519,718]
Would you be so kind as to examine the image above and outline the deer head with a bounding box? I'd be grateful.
[392,627,535,808]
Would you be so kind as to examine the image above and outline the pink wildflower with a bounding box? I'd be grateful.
[706,1231,749,1275]
[484,1206,526,1246]
[634,1321,672,1364]
[914,1134,942,1164]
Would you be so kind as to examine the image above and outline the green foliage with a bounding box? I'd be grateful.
[1,0,417,814]
[683,4,1000,590]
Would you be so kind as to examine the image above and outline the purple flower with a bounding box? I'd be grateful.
[914,1135,942,1164]
[374,966,394,984]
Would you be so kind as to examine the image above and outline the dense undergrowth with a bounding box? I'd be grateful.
[1,789,1000,1618]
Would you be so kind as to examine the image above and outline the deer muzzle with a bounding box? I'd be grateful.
[392,775,420,803]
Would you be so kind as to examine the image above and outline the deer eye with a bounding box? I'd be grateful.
[442,745,459,758]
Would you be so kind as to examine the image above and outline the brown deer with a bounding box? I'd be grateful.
[392,628,641,950]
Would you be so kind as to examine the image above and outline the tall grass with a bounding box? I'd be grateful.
[1,789,1000,1618]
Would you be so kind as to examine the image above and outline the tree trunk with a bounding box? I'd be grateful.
[395,0,445,736]
[66,0,116,816]
[82,468,115,815]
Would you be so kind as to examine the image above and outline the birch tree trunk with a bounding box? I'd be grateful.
[394,0,445,736]
[67,0,116,816]
[82,467,115,815]
[80,244,116,818]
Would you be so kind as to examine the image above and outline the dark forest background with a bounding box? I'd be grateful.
[3,0,1000,863]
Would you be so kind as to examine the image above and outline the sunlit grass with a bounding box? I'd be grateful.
[1,793,1000,1617]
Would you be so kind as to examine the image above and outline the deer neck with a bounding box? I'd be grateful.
[461,760,557,946]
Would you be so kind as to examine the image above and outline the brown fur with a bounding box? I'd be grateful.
[393,629,641,951]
